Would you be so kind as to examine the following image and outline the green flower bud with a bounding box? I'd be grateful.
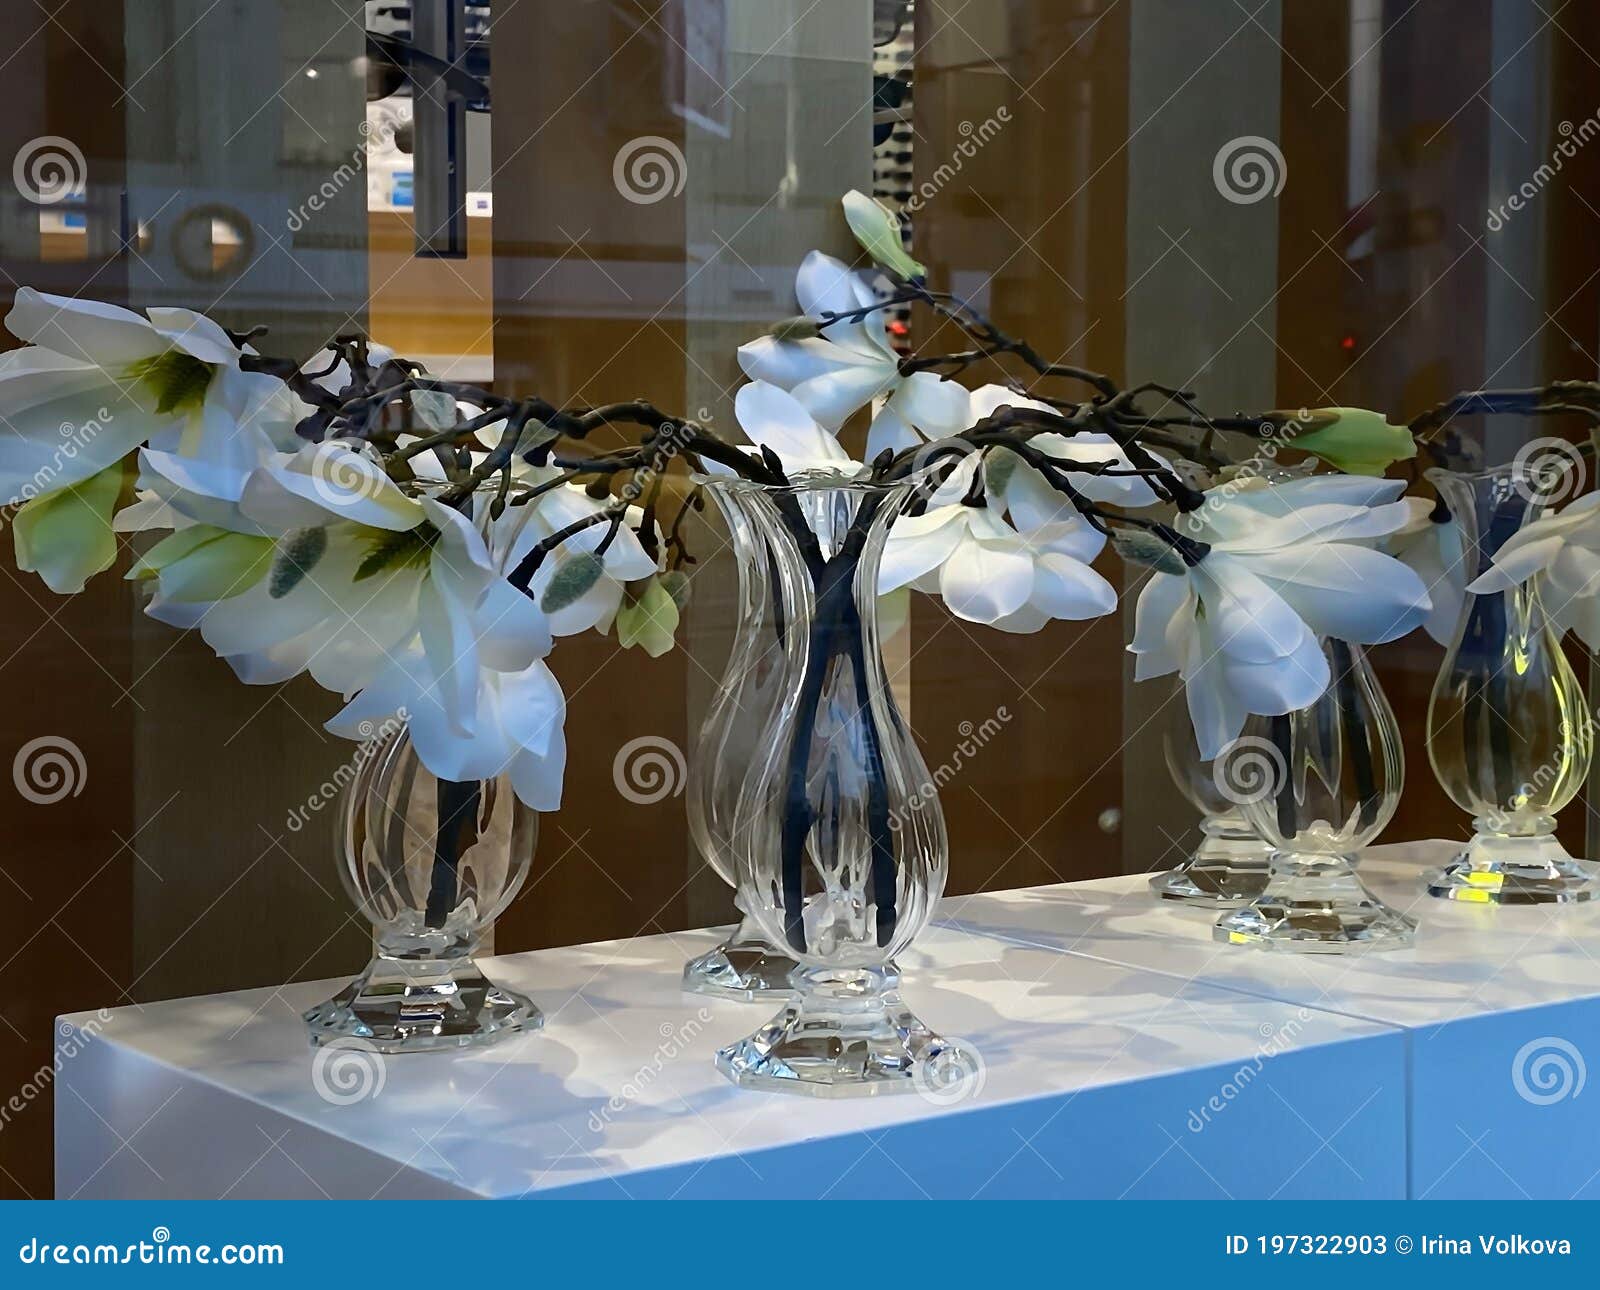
[1274,407,1417,476]
[539,552,606,613]
[769,315,822,341]
[1111,528,1189,576]
[842,189,925,281]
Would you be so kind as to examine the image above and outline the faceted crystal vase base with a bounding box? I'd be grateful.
[683,915,799,1000]
[1214,853,1416,953]
[1428,830,1600,905]
[1150,828,1273,906]
[304,954,542,1053]
[715,967,947,1097]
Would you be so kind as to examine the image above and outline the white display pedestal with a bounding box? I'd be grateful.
[938,840,1600,1200]
[56,925,1404,1199]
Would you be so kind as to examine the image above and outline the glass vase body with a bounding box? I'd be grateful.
[711,474,954,1096]
[683,484,801,997]
[1424,465,1597,903]
[304,723,540,1051]
[1215,638,1416,951]
[1150,677,1272,905]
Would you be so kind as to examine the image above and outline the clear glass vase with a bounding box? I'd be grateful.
[1215,638,1416,951]
[711,473,953,1096]
[304,723,541,1052]
[1149,677,1272,905]
[1424,464,1598,903]
[683,484,801,999]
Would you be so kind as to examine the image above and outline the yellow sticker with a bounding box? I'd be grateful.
[1465,872,1503,889]
[1457,888,1492,903]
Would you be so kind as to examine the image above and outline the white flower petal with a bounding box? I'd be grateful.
[6,288,166,366]
[938,533,1035,623]
[887,371,970,435]
[879,505,967,593]
[1249,543,1430,644]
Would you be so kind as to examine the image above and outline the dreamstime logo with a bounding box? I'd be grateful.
[311,1037,387,1106]
[0,1009,113,1133]
[1179,408,1314,532]
[284,712,407,833]
[1488,110,1600,231]
[586,1008,714,1133]
[612,136,687,205]
[13,735,87,805]
[1212,735,1287,807]
[893,706,1012,830]
[1212,135,1287,205]
[1511,437,1585,506]
[613,735,687,805]
[287,115,400,232]
[1187,1009,1313,1132]
[902,108,1011,217]
[913,1039,987,1107]
[908,434,979,488]
[310,445,387,509]
[13,136,85,205]
[1512,1035,1586,1106]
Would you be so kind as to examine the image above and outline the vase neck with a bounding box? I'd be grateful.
[1428,465,1547,578]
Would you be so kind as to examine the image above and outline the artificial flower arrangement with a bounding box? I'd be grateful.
[4,189,1596,1082]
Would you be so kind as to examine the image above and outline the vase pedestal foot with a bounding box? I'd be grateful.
[1427,829,1600,905]
[683,914,799,1000]
[1150,831,1272,907]
[715,966,955,1098]
[304,954,541,1053]
[1214,852,1416,953]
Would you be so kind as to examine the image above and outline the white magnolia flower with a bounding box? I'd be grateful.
[733,380,862,475]
[965,384,1162,508]
[879,447,1115,630]
[1384,496,1466,646]
[736,252,967,459]
[239,440,426,533]
[1468,489,1600,648]
[183,498,547,709]
[498,480,661,637]
[328,648,567,811]
[1130,475,1430,758]
[0,290,303,590]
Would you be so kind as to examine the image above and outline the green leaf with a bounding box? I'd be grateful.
[354,525,435,582]
[1111,529,1188,576]
[269,526,328,599]
[615,577,680,658]
[14,461,125,594]
[842,189,925,281]
[540,552,606,613]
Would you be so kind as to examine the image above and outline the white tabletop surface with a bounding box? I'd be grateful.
[59,923,1397,1199]
[936,840,1600,1031]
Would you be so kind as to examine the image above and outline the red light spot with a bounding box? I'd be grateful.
[1339,333,1357,352]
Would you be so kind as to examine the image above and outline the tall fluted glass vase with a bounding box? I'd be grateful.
[683,485,801,998]
[304,723,541,1051]
[710,473,953,1096]
[1215,638,1415,951]
[1425,464,1598,904]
